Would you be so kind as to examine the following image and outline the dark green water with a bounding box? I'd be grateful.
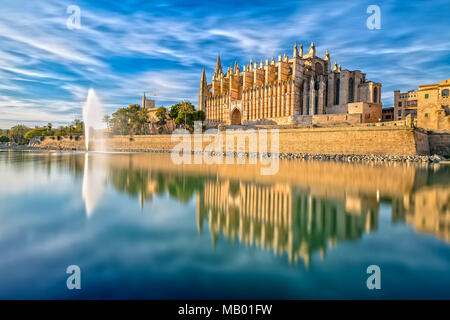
[0,150,449,299]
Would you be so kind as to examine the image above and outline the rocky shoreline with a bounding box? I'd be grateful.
[1,144,448,163]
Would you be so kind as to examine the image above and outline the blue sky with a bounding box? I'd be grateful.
[0,0,448,128]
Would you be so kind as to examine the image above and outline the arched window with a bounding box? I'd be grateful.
[443,89,449,97]
[335,79,340,105]
[348,78,354,102]
[373,87,378,103]
[314,94,318,114]
[300,97,303,115]
[306,93,310,115]
[314,77,320,91]
[315,62,323,75]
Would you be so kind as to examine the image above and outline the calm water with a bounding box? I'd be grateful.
[0,150,449,299]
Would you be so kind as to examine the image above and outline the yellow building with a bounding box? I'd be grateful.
[394,79,450,129]
[394,90,418,121]
[417,79,450,130]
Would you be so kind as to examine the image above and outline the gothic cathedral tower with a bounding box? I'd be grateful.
[198,68,208,111]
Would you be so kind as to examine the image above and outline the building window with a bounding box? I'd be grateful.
[314,78,320,91]
[443,89,449,97]
[306,93,310,115]
[425,94,429,99]
[335,79,340,105]
[373,87,378,103]
[398,102,402,107]
[314,95,318,114]
[398,110,402,116]
[348,78,354,102]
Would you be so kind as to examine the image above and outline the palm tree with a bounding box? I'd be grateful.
[103,115,111,129]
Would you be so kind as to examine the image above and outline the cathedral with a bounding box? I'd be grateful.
[199,42,382,126]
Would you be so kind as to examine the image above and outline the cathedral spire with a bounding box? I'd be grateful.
[308,41,315,57]
[293,42,299,57]
[214,53,223,77]
[199,68,207,111]
[324,49,330,60]
[200,67,207,85]
[333,61,338,71]
[234,60,240,73]
[299,43,303,57]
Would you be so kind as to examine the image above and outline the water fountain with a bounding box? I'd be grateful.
[82,88,105,151]
[82,88,107,216]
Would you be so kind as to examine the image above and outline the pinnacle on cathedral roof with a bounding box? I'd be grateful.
[294,42,299,57]
[324,49,330,60]
[200,68,207,85]
[214,53,223,76]
[307,41,315,57]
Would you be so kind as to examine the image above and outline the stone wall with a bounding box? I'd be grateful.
[304,113,361,125]
[427,130,450,156]
[33,126,431,156]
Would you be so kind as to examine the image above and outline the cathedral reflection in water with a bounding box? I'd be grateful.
[196,180,379,267]
[196,178,449,267]
[75,152,449,267]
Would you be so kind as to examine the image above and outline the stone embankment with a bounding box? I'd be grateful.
[1,144,447,163]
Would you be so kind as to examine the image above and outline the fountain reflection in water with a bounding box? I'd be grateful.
[82,153,106,217]
[82,88,106,151]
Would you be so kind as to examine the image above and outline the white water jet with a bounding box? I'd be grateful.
[82,153,106,218]
[82,88,106,151]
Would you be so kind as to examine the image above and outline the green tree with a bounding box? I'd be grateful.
[72,119,84,135]
[137,107,149,134]
[9,125,30,144]
[109,104,149,135]
[169,101,195,120]
[155,107,167,125]
[174,106,206,131]
[24,127,49,140]
[45,123,53,135]
[103,115,111,129]
[110,108,131,135]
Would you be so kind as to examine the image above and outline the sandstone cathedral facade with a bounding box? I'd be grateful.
[199,42,382,126]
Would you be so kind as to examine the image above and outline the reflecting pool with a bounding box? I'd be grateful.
[0,150,449,299]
